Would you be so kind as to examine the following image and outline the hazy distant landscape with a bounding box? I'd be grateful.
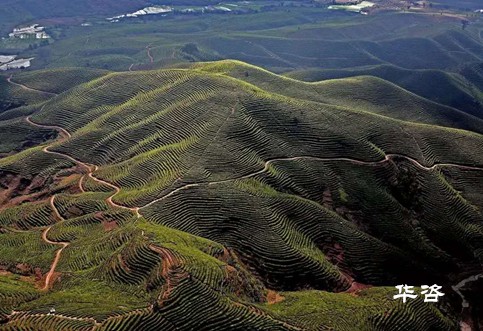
[0,0,482,330]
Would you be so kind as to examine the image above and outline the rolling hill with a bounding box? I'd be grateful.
[0,61,482,330]
[286,64,483,118]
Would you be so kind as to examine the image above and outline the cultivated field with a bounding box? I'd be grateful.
[0,1,482,329]
[0,59,481,330]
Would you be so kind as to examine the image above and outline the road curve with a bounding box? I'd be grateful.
[146,45,154,63]
[141,154,483,210]
[26,114,483,217]
[23,114,483,325]
[452,273,483,310]
[25,115,483,212]
[42,196,69,291]
[7,75,58,96]
[26,116,140,218]
[25,116,71,139]
[87,165,141,218]
[18,111,483,329]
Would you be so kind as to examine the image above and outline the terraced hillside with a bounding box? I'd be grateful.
[0,61,482,330]
[16,7,481,122]
[25,11,482,76]
[286,64,483,118]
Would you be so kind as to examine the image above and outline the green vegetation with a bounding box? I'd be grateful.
[0,2,482,329]
[0,58,481,329]
[286,64,483,117]
[265,288,456,330]
[0,231,58,272]
[13,68,109,95]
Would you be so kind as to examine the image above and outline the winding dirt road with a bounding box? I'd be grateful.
[141,154,483,209]
[146,45,154,63]
[26,116,71,139]
[25,116,142,289]
[452,273,483,331]
[453,273,483,309]
[7,75,58,97]
[23,115,483,298]
[27,111,483,214]
[41,228,67,291]
[25,116,140,218]
[42,196,69,291]
[87,165,141,218]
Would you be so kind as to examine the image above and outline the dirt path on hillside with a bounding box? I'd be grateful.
[25,116,71,139]
[25,116,140,218]
[20,114,483,328]
[25,114,483,213]
[87,165,141,217]
[141,154,483,209]
[7,75,58,96]
[149,245,182,302]
[42,196,69,291]
[146,45,154,63]
[27,115,140,290]
[128,43,155,71]
[453,274,483,310]
[24,116,483,295]
[78,175,86,193]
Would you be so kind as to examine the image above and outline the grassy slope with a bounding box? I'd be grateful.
[15,10,480,74]
[0,61,482,330]
[12,68,110,95]
[286,64,483,117]
[188,60,483,132]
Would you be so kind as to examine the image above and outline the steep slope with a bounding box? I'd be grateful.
[188,60,483,132]
[0,62,482,330]
[286,64,483,118]
[12,68,110,95]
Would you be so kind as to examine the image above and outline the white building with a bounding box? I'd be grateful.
[8,24,50,39]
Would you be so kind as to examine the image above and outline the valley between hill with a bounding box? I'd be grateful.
[0,61,482,330]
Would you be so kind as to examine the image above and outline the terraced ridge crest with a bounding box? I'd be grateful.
[0,61,482,330]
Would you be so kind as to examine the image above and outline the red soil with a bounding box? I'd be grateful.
[266,290,285,304]
[102,220,118,231]
[344,281,372,296]
[149,244,187,304]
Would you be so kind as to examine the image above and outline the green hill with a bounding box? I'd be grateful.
[12,67,110,95]
[0,61,482,330]
[286,64,483,118]
[187,60,483,131]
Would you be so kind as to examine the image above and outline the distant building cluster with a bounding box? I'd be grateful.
[178,5,235,14]
[333,0,361,4]
[107,6,173,22]
[8,24,50,40]
[106,4,255,22]
[328,0,375,14]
